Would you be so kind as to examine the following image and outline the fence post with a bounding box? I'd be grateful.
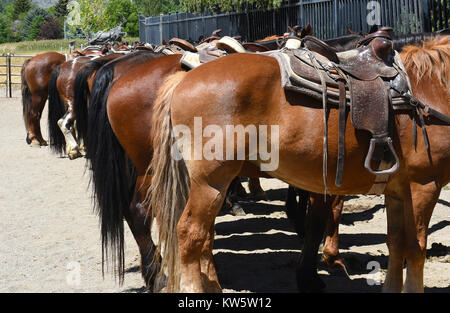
[7,54,11,98]
[334,0,338,37]
[159,14,163,45]
[421,0,431,32]
[299,0,304,25]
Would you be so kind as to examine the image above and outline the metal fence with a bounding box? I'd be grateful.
[0,54,34,98]
[139,0,449,44]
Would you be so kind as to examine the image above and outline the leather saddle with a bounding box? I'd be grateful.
[279,34,406,186]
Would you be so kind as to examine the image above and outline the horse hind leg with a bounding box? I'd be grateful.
[122,184,158,291]
[57,110,82,159]
[27,93,48,146]
[296,193,330,292]
[322,195,348,275]
[178,162,241,292]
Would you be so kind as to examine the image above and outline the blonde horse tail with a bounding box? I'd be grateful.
[145,71,189,292]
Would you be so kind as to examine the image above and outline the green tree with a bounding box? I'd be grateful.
[0,14,10,43]
[20,7,48,40]
[68,0,107,38]
[27,15,45,40]
[104,0,139,36]
[12,0,31,20]
[181,0,283,13]
[135,0,184,16]
[54,0,69,18]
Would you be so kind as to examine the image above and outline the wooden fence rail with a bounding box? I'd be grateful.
[0,54,35,98]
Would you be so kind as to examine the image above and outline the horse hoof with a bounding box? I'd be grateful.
[68,151,82,160]
[26,134,32,145]
[297,272,326,293]
[39,140,48,146]
[322,255,349,277]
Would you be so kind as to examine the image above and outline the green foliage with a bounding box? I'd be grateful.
[12,0,31,20]
[27,15,45,40]
[21,7,48,40]
[104,0,139,36]
[181,0,283,13]
[0,0,14,13]
[68,0,107,38]
[54,0,69,18]
[136,0,184,16]
[0,15,10,43]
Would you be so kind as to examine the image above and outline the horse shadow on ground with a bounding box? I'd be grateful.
[214,204,450,293]
[214,209,390,293]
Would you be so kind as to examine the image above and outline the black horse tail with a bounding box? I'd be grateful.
[285,186,309,239]
[21,59,32,143]
[73,58,115,145]
[86,72,136,283]
[47,65,66,154]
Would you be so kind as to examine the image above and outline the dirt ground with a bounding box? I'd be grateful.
[1,95,449,293]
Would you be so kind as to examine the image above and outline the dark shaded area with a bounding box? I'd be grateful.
[340,204,385,226]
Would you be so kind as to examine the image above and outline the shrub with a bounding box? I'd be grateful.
[38,15,63,40]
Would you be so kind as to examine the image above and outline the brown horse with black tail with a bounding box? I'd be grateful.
[47,53,124,159]
[72,50,166,288]
[21,52,66,146]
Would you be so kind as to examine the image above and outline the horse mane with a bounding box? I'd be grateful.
[401,36,450,88]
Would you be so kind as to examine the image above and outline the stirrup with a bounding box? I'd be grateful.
[364,137,399,175]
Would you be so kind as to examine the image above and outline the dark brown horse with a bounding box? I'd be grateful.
[21,52,66,146]
[147,35,449,293]
[47,53,125,158]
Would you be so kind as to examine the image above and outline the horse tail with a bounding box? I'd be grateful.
[47,65,66,154]
[21,59,31,139]
[144,71,189,292]
[84,64,115,157]
[73,58,113,145]
[86,76,137,284]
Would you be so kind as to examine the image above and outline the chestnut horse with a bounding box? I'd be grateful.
[307,35,450,275]
[147,38,449,293]
[21,52,66,146]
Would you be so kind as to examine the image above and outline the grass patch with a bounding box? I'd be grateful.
[0,37,139,55]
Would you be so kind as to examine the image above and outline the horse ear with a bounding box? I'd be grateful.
[301,24,313,38]
[162,39,167,45]
[347,28,357,34]
[369,25,379,33]
[305,24,313,35]
[288,26,294,33]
